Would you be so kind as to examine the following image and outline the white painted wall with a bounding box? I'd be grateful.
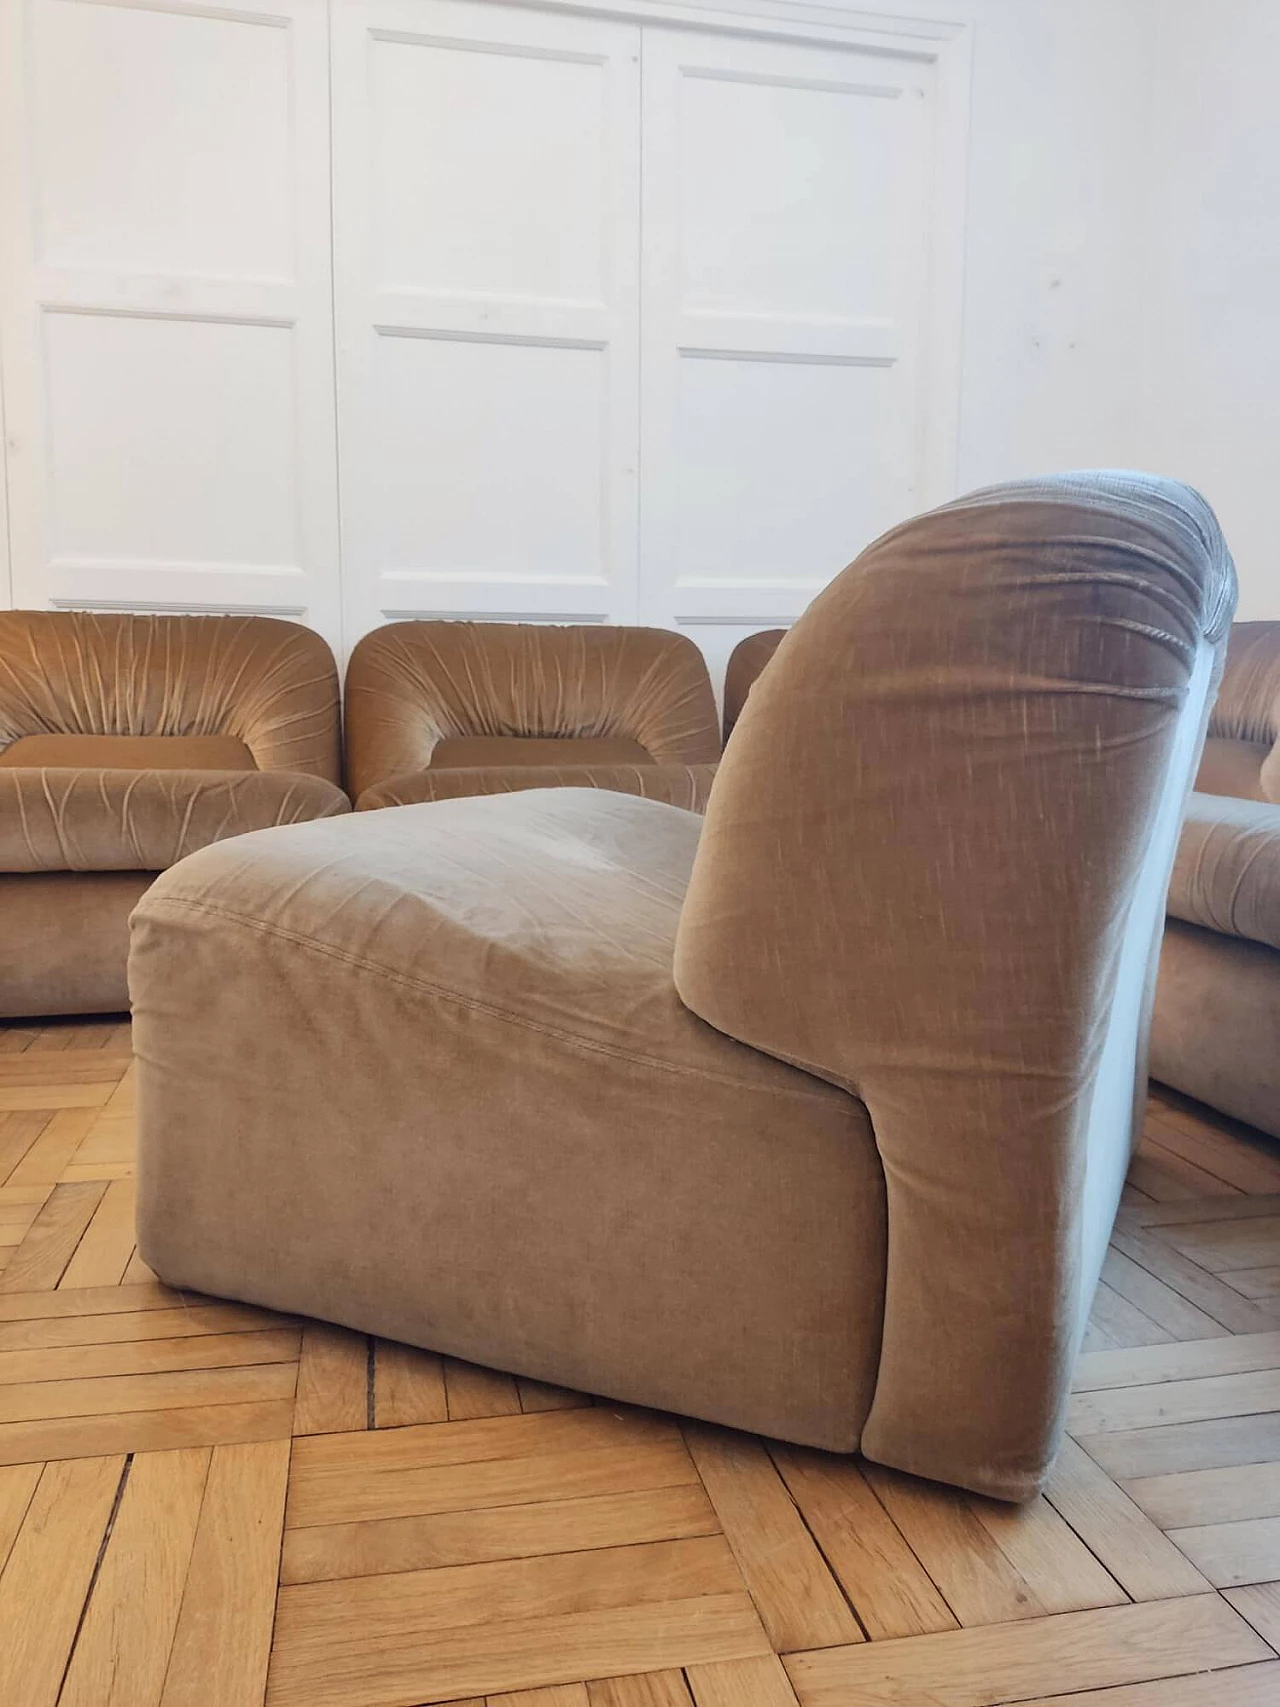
[1133,0,1280,618]
[2,0,1276,646]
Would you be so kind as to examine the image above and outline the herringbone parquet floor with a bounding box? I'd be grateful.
[2,1015,1280,1706]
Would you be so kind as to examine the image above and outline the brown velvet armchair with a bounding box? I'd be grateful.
[132,474,1234,1500]
[723,628,785,742]
[0,612,347,1017]
[1152,621,1280,1135]
[344,621,721,811]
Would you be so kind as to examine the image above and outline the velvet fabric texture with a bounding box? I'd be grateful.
[1150,624,1280,1135]
[358,762,718,814]
[0,611,343,781]
[0,612,346,1017]
[133,793,885,1448]
[2,872,155,1016]
[1167,794,1280,953]
[1152,920,1280,1138]
[133,473,1235,1500]
[344,622,721,806]
[722,629,785,742]
[1193,621,1280,802]
[0,768,347,874]
[0,733,257,770]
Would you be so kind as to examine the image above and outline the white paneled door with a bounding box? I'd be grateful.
[639,25,945,636]
[1,0,966,660]
[332,0,642,642]
[0,0,340,641]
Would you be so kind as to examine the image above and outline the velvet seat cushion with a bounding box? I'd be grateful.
[1167,793,1280,952]
[131,790,886,1449]
[0,767,348,873]
[343,622,722,800]
[0,733,258,770]
[356,762,718,813]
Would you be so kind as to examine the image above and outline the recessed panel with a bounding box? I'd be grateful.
[673,356,910,584]
[374,334,605,580]
[44,312,299,566]
[678,70,919,320]
[34,0,292,278]
[370,35,608,303]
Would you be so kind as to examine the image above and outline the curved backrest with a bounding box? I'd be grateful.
[0,612,342,782]
[344,622,721,799]
[723,629,786,743]
[675,472,1236,1497]
[1197,621,1280,802]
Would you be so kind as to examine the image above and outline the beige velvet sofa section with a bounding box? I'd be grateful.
[133,473,1234,1501]
[1194,620,1280,802]
[344,621,721,808]
[132,793,886,1449]
[0,611,346,1017]
[1150,791,1280,1136]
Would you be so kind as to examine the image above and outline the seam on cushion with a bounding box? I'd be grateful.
[139,892,850,1108]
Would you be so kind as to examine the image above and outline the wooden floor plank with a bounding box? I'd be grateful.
[1224,1581,1280,1647]
[0,1459,41,1572]
[0,1395,296,1468]
[1124,1460,1280,1528]
[444,1355,523,1420]
[1100,1249,1231,1341]
[294,1322,368,1436]
[58,1174,138,1289]
[266,1592,769,1707]
[862,1463,1052,1626]
[1068,1369,1280,1436]
[0,1455,126,1707]
[686,1653,801,1706]
[0,1179,107,1292]
[683,1425,863,1652]
[520,1377,590,1413]
[1043,1436,1211,1599]
[1110,1227,1280,1334]
[280,1482,718,1586]
[0,1279,187,1323]
[1073,1330,1280,1393]
[287,1433,701,1532]
[159,1437,292,1707]
[1166,1516,1280,1587]
[0,1298,290,1354]
[0,1324,300,1387]
[782,1596,1271,1707]
[59,1447,211,1707]
[0,1358,298,1425]
[770,1446,956,1639]
[3,1107,97,1189]
[585,1670,693,1706]
[1019,1662,1280,1706]
[1084,1282,1174,1349]
[1067,1414,1280,1481]
[372,1338,447,1428]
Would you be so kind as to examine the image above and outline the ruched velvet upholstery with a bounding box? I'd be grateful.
[344,622,721,809]
[359,762,718,813]
[0,612,343,781]
[0,768,347,874]
[133,473,1234,1500]
[1151,625,1280,1136]
[0,611,346,1017]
